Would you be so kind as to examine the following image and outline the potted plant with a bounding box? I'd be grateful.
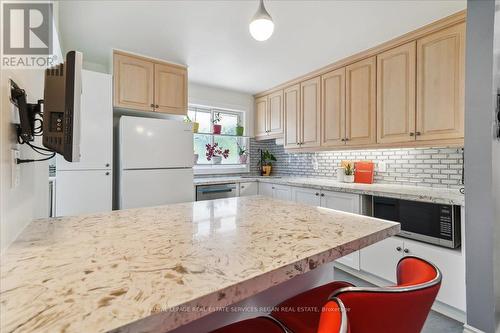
[212,112,222,134]
[236,121,244,136]
[259,150,276,176]
[205,143,229,164]
[344,163,355,183]
[184,114,199,133]
[237,143,248,164]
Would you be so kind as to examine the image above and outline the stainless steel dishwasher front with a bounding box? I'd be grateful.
[196,183,238,201]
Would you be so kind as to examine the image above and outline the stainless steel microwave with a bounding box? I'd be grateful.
[372,196,461,249]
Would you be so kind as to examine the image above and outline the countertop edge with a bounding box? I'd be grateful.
[193,177,465,206]
[112,221,400,333]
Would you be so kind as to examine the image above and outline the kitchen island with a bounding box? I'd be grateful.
[0,196,399,333]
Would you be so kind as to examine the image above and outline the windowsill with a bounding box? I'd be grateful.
[193,164,250,175]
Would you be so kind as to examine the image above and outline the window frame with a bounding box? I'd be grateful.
[189,104,250,175]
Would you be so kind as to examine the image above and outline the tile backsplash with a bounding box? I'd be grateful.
[250,139,463,189]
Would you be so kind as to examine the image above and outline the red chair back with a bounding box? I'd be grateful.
[317,297,348,333]
[330,256,441,333]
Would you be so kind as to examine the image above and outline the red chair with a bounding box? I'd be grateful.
[271,256,441,333]
[210,297,348,333]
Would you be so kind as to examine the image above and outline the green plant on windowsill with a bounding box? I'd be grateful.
[238,143,248,164]
[236,121,244,136]
[184,114,199,133]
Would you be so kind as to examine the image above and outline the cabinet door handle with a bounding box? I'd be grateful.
[241,186,245,189]
[409,132,415,136]
[105,172,110,176]
[155,104,159,108]
[105,163,110,167]
[415,132,421,136]
[315,192,319,196]
[396,246,402,252]
[150,103,154,107]
[344,138,349,141]
[320,193,325,197]
[341,138,345,142]
[403,248,410,254]
[296,142,300,145]
[271,187,275,190]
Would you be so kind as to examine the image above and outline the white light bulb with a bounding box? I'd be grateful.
[249,0,274,42]
[249,18,274,41]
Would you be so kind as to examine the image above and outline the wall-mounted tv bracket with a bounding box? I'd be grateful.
[9,79,54,164]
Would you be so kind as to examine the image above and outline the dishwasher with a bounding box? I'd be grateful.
[196,183,239,201]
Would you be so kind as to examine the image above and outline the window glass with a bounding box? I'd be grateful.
[189,109,211,133]
[217,112,239,135]
[190,105,248,169]
[215,137,239,164]
[194,134,211,164]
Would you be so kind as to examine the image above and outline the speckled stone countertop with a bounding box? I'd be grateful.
[0,196,399,333]
[194,176,464,206]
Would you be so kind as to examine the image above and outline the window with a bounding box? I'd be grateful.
[188,106,249,173]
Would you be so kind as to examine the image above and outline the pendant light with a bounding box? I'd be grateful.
[249,0,274,41]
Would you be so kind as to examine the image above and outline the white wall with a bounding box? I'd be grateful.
[493,0,500,328]
[0,69,49,253]
[188,82,254,136]
[464,1,497,332]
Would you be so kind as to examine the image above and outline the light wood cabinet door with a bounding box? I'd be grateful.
[377,42,416,144]
[268,90,284,135]
[255,96,268,138]
[113,53,154,111]
[154,63,187,115]
[416,23,465,141]
[284,84,301,149]
[345,57,376,146]
[300,76,321,148]
[321,67,346,147]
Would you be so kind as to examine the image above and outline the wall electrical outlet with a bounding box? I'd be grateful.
[11,149,20,189]
[377,161,387,172]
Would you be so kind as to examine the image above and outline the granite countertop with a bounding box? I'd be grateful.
[0,196,399,333]
[194,176,464,206]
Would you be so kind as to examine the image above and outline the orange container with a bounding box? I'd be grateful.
[354,161,374,184]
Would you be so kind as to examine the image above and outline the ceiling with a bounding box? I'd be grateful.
[59,0,466,94]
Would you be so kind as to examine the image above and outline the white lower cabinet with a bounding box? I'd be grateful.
[292,186,321,205]
[403,239,466,311]
[359,237,403,283]
[360,236,465,311]
[273,184,293,201]
[258,182,274,197]
[291,186,361,270]
[258,183,292,201]
[239,182,258,196]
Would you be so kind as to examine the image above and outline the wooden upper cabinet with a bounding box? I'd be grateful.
[113,53,154,111]
[154,63,187,115]
[113,51,187,115]
[268,90,284,135]
[300,76,321,148]
[255,96,268,138]
[416,23,465,141]
[284,84,300,149]
[345,57,376,146]
[321,67,346,147]
[377,42,416,144]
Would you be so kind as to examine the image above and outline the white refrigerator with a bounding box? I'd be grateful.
[55,70,113,216]
[118,116,194,209]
